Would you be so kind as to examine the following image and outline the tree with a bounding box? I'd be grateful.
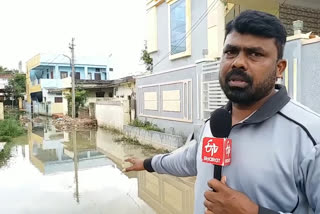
[4,73,26,102]
[0,66,8,73]
[64,89,88,117]
[140,41,153,72]
[0,66,18,74]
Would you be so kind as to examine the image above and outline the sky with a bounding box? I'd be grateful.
[0,0,146,79]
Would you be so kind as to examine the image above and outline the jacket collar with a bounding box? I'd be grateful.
[224,84,290,124]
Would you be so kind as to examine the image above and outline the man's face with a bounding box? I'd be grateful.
[219,31,282,105]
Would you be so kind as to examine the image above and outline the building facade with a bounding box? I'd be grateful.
[26,54,110,116]
[137,0,320,137]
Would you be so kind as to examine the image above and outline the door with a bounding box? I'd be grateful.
[95,73,101,80]
[75,72,81,80]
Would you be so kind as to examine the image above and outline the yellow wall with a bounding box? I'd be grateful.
[52,103,64,114]
[0,102,3,120]
[26,54,41,103]
[207,0,226,59]
[208,0,279,60]
[29,84,41,94]
[147,7,158,53]
[225,0,279,24]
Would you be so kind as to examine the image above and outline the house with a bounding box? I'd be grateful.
[26,53,111,116]
[136,0,320,137]
[93,76,137,130]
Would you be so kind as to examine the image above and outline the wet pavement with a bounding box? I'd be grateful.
[0,120,195,214]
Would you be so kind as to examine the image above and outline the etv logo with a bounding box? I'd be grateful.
[202,137,232,166]
[204,139,219,156]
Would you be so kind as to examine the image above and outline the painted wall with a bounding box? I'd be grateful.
[0,102,3,120]
[136,65,203,137]
[150,1,208,73]
[300,41,320,113]
[115,84,135,98]
[95,100,130,130]
[0,79,8,90]
[284,38,320,114]
[283,38,302,100]
[52,103,64,114]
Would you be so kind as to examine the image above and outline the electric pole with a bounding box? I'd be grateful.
[69,38,76,118]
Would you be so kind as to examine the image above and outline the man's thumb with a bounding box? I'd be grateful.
[221,176,227,185]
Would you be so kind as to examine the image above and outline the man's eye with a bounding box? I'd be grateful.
[225,50,237,56]
[250,52,263,57]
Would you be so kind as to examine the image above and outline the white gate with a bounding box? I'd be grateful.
[201,61,228,120]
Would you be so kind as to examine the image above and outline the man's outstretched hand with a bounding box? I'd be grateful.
[204,176,259,214]
[124,158,145,172]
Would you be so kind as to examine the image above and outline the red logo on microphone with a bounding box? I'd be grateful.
[202,137,232,166]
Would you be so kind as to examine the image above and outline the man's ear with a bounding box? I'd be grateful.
[276,59,287,78]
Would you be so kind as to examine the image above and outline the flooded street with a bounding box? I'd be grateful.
[0,119,195,214]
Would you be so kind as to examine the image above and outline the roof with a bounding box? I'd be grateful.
[29,53,109,67]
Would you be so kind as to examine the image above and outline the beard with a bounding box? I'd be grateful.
[219,68,276,105]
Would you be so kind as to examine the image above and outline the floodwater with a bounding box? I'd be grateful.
[0,119,195,214]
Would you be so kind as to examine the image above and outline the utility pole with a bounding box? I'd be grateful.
[69,38,76,118]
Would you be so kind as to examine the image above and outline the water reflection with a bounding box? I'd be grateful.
[0,120,195,214]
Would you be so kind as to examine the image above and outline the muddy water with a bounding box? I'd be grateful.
[0,121,195,214]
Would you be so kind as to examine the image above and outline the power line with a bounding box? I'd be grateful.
[152,0,219,69]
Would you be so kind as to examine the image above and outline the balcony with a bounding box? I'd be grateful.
[29,77,72,93]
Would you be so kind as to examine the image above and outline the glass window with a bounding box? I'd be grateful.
[170,0,186,55]
[54,97,63,103]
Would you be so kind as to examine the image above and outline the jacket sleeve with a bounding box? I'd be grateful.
[145,138,199,177]
[300,144,320,214]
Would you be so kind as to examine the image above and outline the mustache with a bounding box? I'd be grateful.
[225,68,253,85]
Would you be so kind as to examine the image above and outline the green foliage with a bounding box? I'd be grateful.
[130,119,164,133]
[113,136,169,154]
[0,118,25,138]
[140,42,153,72]
[64,89,88,117]
[4,73,26,100]
[0,142,14,167]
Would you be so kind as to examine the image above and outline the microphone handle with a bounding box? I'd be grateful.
[214,165,222,180]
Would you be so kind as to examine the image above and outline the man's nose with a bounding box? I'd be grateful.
[231,52,247,70]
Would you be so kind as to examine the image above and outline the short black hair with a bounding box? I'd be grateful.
[226,10,287,59]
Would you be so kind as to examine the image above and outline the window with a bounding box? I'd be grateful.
[60,72,68,79]
[109,68,113,72]
[170,0,186,55]
[95,68,100,72]
[168,0,191,59]
[96,92,105,98]
[55,97,63,103]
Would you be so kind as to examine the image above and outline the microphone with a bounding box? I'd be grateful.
[201,108,232,181]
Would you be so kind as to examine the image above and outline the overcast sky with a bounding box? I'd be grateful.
[0,0,146,79]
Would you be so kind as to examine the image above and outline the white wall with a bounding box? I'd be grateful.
[0,79,8,89]
[95,100,130,130]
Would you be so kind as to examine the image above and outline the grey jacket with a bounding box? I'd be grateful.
[144,85,320,214]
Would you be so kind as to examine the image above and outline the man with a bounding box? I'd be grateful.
[125,10,320,214]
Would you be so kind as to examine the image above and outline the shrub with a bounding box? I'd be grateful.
[130,119,164,132]
[0,118,25,138]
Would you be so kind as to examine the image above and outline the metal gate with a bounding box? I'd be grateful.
[201,61,228,120]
